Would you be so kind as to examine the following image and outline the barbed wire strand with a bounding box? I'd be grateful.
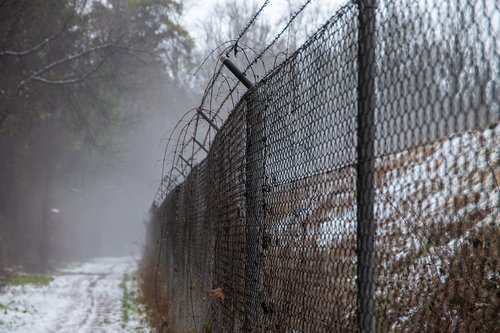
[151,0,328,328]
[227,0,271,57]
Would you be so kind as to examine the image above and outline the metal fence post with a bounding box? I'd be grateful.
[356,0,377,332]
[244,93,267,331]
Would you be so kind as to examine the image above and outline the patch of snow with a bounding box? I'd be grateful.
[0,257,151,333]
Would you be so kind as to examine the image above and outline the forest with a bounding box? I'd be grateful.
[0,0,194,270]
[0,0,330,272]
[1,0,497,332]
[0,0,333,331]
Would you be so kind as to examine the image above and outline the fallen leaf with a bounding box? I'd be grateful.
[209,288,225,302]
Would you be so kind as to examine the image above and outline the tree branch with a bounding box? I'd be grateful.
[0,37,53,57]
[16,43,113,91]
[31,52,110,85]
[0,1,78,57]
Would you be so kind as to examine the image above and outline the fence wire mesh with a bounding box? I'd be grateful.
[145,0,499,332]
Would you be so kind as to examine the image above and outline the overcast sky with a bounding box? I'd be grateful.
[182,0,348,42]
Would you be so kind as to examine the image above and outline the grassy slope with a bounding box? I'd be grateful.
[140,123,499,332]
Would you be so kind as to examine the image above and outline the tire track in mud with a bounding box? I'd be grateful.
[47,267,116,333]
[77,270,113,331]
[0,257,141,333]
[79,264,122,332]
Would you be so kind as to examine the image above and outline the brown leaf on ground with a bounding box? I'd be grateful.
[209,288,225,302]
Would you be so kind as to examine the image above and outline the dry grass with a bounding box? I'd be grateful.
[257,124,499,331]
[376,221,499,332]
[372,124,499,332]
[140,123,499,332]
[138,247,172,333]
[375,144,437,187]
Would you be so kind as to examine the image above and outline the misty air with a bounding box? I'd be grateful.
[0,0,498,332]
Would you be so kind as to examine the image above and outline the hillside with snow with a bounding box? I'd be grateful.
[373,122,499,331]
[259,123,498,331]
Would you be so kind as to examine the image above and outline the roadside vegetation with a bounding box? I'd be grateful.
[7,273,54,288]
[120,271,151,333]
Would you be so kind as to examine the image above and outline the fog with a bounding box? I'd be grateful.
[53,117,166,258]
[1,0,497,332]
[0,0,344,272]
[44,72,197,261]
[0,0,193,269]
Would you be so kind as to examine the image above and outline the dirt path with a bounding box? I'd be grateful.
[0,257,150,333]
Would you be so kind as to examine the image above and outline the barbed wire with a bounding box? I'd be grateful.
[228,0,271,57]
[144,0,500,330]
[195,0,317,146]
[242,0,313,73]
[153,0,355,208]
[152,2,324,327]
[204,0,355,138]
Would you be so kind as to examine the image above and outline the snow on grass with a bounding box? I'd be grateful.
[7,274,54,287]
[0,257,151,333]
[264,123,498,257]
[370,124,499,331]
[376,124,499,249]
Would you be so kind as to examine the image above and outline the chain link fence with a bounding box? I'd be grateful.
[145,0,499,331]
